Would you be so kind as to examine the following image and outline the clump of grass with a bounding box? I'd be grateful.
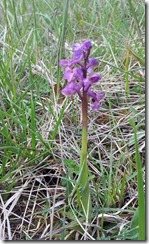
[0,0,145,240]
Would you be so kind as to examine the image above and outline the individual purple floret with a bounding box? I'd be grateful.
[60,40,105,110]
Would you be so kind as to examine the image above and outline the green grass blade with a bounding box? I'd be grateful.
[50,99,67,146]
[57,0,69,95]
[129,118,145,240]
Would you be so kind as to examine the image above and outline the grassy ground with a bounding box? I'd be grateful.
[0,0,145,240]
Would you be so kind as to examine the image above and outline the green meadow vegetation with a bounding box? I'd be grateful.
[0,0,145,240]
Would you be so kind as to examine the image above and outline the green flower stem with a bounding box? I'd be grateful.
[78,89,92,217]
[80,90,88,166]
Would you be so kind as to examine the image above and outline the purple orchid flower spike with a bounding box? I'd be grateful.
[60,40,105,110]
[60,40,105,217]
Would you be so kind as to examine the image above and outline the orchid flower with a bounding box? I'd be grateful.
[60,40,105,218]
